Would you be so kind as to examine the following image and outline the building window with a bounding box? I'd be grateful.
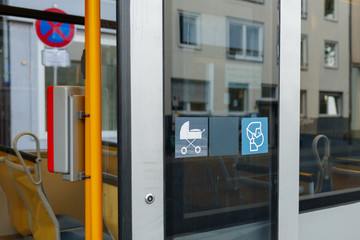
[319,92,342,116]
[302,0,308,19]
[227,83,248,112]
[242,0,264,4]
[178,11,201,49]
[324,41,338,68]
[300,90,306,116]
[41,33,117,140]
[301,35,308,70]
[171,78,208,112]
[261,84,277,99]
[227,18,264,62]
[324,0,336,20]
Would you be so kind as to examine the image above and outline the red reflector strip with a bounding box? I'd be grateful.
[47,86,54,172]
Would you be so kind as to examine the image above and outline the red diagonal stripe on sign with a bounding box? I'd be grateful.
[45,21,68,41]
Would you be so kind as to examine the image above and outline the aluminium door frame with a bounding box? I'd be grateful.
[278,0,301,240]
[117,0,301,239]
[117,0,164,239]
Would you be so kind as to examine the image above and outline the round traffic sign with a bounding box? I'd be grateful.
[35,8,75,48]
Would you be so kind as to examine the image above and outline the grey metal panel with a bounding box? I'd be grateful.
[278,0,301,240]
[53,86,84,174]
[130,0,164,239]
[53,87,69,173]
[62,95,85,181]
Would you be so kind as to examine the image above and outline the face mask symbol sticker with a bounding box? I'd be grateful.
[246,122,264,152]
[242,117,268,155]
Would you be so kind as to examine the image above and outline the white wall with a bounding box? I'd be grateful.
[299,203,360,240]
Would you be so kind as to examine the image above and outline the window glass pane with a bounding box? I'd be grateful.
[300,91,306,115]
[301,36,308,69]
[243,0,264,3]
[246,26,259,57]
[229,23,243,56]
[171,79,208,112]
[180,13,198,46]
[228,83,248,111]
[300,0,360,212]
[227,19,263,61]
[43,35,117,133]
[325,0,335,19]
[319,94,328,114]
[165,1,279,239]
[324,42,337,67]
[302,0,308,19]
[262,85,277,98]
[101,45,117,131]
[0,3,117,238]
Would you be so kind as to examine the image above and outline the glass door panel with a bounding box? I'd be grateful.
[164,0,279,239]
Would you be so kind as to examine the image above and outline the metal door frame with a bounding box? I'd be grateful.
[117,0,301,239]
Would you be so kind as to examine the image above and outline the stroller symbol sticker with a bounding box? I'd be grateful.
[175,118,208,158]
[242,117,268,155]
[180,121,205,154]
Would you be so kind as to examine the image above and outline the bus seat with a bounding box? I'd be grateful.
[103,182,118,239]
[0,153,32,236]
[7,132,112,240]
[5,159,86,240]
[6,132,86,240]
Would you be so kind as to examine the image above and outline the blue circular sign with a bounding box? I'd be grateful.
[35,8,75,48]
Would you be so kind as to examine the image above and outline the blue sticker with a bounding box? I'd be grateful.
[242,117,268,155]
[209,117,239,156]
[175,117,208,158]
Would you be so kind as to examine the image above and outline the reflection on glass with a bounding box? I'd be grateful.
[228,22,244,56]
[324,42,337,67]
[44,36,117,134]
[42,31,118,238]
[301,35,308,69]
[0,7,117,239]
[246,26,260,57]
[228,83,248,112]
[302,0,308,19]
[171,78,209,112]
[300,0,360,206]
[179,12,198,46]
[324,0,335,19]
[227,18,263,61]
[319,92,341,116]
[165,1,279,239]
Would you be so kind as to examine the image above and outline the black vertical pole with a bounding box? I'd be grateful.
[117,0,132,239]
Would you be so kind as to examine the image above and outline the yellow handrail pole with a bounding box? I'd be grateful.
[86,0,103,240]
[87,0,103,239]
[84,0,92,239]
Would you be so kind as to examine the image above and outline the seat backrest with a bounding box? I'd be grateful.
[6,158,60,240]
[0,152,31,236]
[103,182,118,240]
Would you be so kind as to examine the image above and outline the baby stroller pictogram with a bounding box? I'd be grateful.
[180,121,205,155]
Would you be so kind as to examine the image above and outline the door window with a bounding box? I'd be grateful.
[164,1,279,239]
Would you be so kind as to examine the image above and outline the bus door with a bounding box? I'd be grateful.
[118,0,300,240]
